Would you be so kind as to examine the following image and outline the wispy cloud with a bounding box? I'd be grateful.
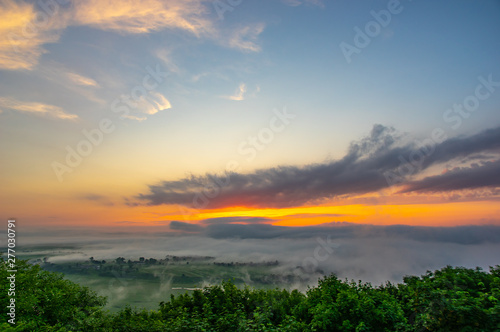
[224,23,265,53]
[0,0,67,70]
[35,62,106,105]
[0,97,78,120]
[66,72,99,87]
[123,115,147,122]
[78,193,114,206]
[135,125,500,209]
[140,91,172,115]
[71,0,214,36]
[0,0,265,72]
[252,85,261,97]
[155,48,180,74]
[121,91,172,121]
[222,82,246,101]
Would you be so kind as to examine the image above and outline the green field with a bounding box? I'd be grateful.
[18,245,307,312]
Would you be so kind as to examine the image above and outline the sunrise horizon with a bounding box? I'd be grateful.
[1,0,500,292]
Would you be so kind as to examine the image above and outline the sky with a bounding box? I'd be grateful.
[1,0,500,270]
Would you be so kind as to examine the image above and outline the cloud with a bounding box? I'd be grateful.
[88,214,500,246]
[201,220,500,245]
[155,49,180,74]
[0,0,265,72]
[71,0,214,36]
[401,159,500,193]
[33,62,106,105]
[0,96,78,120]
[224,23,265,52]
[122,115,147,122]
[79,193,114,206]
[158,216,500,246]
[0,0,68,70]
[122,91,173,121]
[417,126,500,169]
[222,82,246,101]
[66,72,99,87]
[251,85,261,97]
[71,2,267,53]
[136,125,500,209]
[138,91,172,115]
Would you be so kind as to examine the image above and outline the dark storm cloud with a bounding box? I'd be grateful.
[135,125,500,209]
[401,159,500,193]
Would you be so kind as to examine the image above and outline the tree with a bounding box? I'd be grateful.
[115,257,125,264]
[2,257,499,331]
[0,258,109,331]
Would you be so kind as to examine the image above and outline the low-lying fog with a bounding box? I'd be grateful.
[14,223,500,286]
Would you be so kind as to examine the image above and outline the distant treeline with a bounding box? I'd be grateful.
[1,258,499,331]
[213,260,279,267]
[34,254,216,266]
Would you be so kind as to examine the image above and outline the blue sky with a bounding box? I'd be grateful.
[0,0,499,229]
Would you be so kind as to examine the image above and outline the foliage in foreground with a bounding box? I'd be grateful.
[1,259,499,331]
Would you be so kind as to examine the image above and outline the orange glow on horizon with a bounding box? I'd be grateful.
[12,191,497,229]
[162,200,500,228]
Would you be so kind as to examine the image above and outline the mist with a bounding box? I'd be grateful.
[15,223,500,286]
